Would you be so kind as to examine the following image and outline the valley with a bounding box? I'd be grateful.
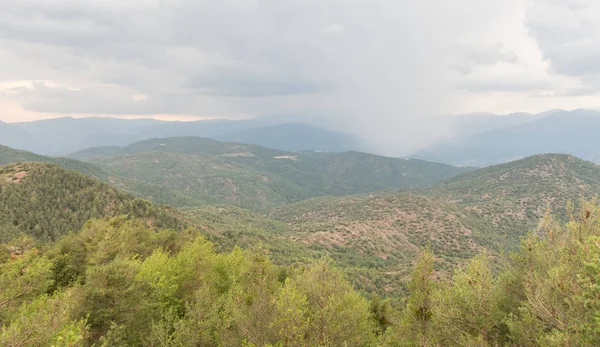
[3,138,600,299]
[76,136,471,210]
[2,132,600,345]
[4,1,600,342]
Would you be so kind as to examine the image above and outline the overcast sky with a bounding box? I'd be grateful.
[1,0,600,151]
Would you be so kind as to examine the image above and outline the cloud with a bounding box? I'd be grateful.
[9,81,226,116]
[185,67,331,97]
[2,0,600,154]
[526,0,600,82]
[464,44,519,65]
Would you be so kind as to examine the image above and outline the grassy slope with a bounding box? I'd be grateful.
[89,137,470,211]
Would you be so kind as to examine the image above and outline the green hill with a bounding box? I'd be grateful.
[86,137,470,210]
[268,154,600,294]
[425,153,600,245]
[0,145,205,208]
[0,145,109,180]
[2,179,600,346]
[0,162,185,242]
[67,146,122,161]
[270,192,495,295]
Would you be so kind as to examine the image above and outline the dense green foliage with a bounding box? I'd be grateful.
[180,205,315,264]
[0,162,185,242]
[0,218,377,346]
[4,148,600,345]
[87,137,470,210]
[381,200,600,346]
[3,203,600,346]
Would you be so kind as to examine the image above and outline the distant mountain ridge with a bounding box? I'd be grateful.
[0,121,44,151]
[214,123,363,152]
[2,117,365,155]
[415,109,600,165]
[5,109,599,162]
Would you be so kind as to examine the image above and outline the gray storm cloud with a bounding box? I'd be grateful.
[1,0,599,155]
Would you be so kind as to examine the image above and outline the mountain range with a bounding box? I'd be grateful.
[417,109,600,165]
[270,153,600,294]
[3,137,469,211]
[2,117,366,155]
[3,109,600,165]
[3,136,599,297]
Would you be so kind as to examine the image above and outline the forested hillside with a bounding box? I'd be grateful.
[84,137,471,210]
[272,192,495,295]
[426,153,600,247]
[2,200,600,346]
[269,154,600,295]
[0,162,184,242]
[3,147,600,345]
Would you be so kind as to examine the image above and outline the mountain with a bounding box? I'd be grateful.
[0,121,44,152]
[10,117,364,155]
[215,123,364,152]
[12,117,166,155]
[67,146,122,161]
[415,109,600,165]
[425,153,600,246]
[0,145,109,180]
[271,192,491,294]
[268,153,600,295]
[2,163,600,346]
[83,137,471,210]
[444,111,550,138]
[0,162,185,242]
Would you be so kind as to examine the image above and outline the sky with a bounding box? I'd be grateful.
[1,0,600,152]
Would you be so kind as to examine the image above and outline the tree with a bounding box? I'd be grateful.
[0,292,87,347]
[434,253,504,345]
[383,249,438,347]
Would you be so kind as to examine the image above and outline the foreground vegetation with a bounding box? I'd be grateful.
[2,201,600,346]
[3,153,600,345]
